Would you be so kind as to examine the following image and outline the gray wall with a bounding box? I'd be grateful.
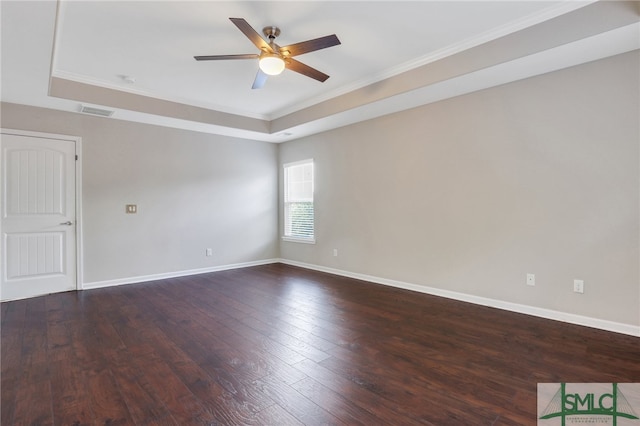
[279,51,640,326]
[2,51,638,329]
[1,104,279,283]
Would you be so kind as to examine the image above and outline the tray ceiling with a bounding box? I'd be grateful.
[2,1,639,142]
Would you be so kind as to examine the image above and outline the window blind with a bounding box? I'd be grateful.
[283,160,314,241]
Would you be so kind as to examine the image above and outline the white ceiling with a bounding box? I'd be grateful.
[2,1,639,142]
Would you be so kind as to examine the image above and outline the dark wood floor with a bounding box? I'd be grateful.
[2,263,639,425]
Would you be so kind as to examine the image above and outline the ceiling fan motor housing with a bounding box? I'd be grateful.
[263,26,280,40]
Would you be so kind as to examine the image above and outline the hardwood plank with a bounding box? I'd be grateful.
[49,359,94,426]
[0,299,27,425]
[240,314,332,363]
[108,354,179,425]
[251,402,306,426]
[21,297,49,365]
[290,375,392,425]
[123,284,283,423]
[11,361,54,425]
[293,356,497,425]
[86,368,136,425]
[321,342,517,418]
[199,271,365,348]
[1,263,638,425]
[252,374,344,425]
[155,278,311,371]
[10,298,55,425]
[132,353,219,424]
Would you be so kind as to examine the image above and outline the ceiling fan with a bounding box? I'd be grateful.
[195,18,341,89]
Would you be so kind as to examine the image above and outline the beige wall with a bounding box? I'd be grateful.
[1,104,279,283]
[279,51,640,327]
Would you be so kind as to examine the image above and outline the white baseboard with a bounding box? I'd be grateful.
[278,259,640,338]
[81,257,639,337]
[82,258,280,290]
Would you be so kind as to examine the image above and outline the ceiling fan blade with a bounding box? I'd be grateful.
[279,34,340,57]
[194,54,259,61]
[229,18,273,53]
[252,69,268,89]
[285,58,330,82]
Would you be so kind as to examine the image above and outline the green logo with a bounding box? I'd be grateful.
[539,383,639,425]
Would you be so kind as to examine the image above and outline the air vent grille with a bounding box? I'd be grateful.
[79,105,114,117]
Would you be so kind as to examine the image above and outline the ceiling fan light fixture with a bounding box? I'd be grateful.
[259,54,285,75]
[194,18,340,88]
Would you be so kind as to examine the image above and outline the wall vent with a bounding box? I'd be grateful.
[79,105,114,117]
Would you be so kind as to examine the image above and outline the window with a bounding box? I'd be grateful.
[283,159,315,243]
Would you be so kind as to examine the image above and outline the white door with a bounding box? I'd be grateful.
[1,132,77,301]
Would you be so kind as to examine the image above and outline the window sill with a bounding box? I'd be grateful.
[282,236,316,244]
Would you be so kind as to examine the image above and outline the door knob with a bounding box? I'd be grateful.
[59,221,73,226]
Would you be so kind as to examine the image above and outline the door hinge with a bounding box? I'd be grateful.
[75,155,78,161]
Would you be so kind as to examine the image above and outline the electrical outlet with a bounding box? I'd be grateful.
[333,248,338,257]
[206,248,213,257]
[125,204,137,214]
[573,279,584,294]
[526,273,535,286]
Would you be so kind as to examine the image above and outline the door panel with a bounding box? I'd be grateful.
[1,133,77,301]
[6,146,65,215]
[6,232,65,279]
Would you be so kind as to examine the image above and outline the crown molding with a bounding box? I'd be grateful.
[268,0,597,120]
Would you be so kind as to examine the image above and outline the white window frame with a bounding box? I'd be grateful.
[282,159,315,244]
